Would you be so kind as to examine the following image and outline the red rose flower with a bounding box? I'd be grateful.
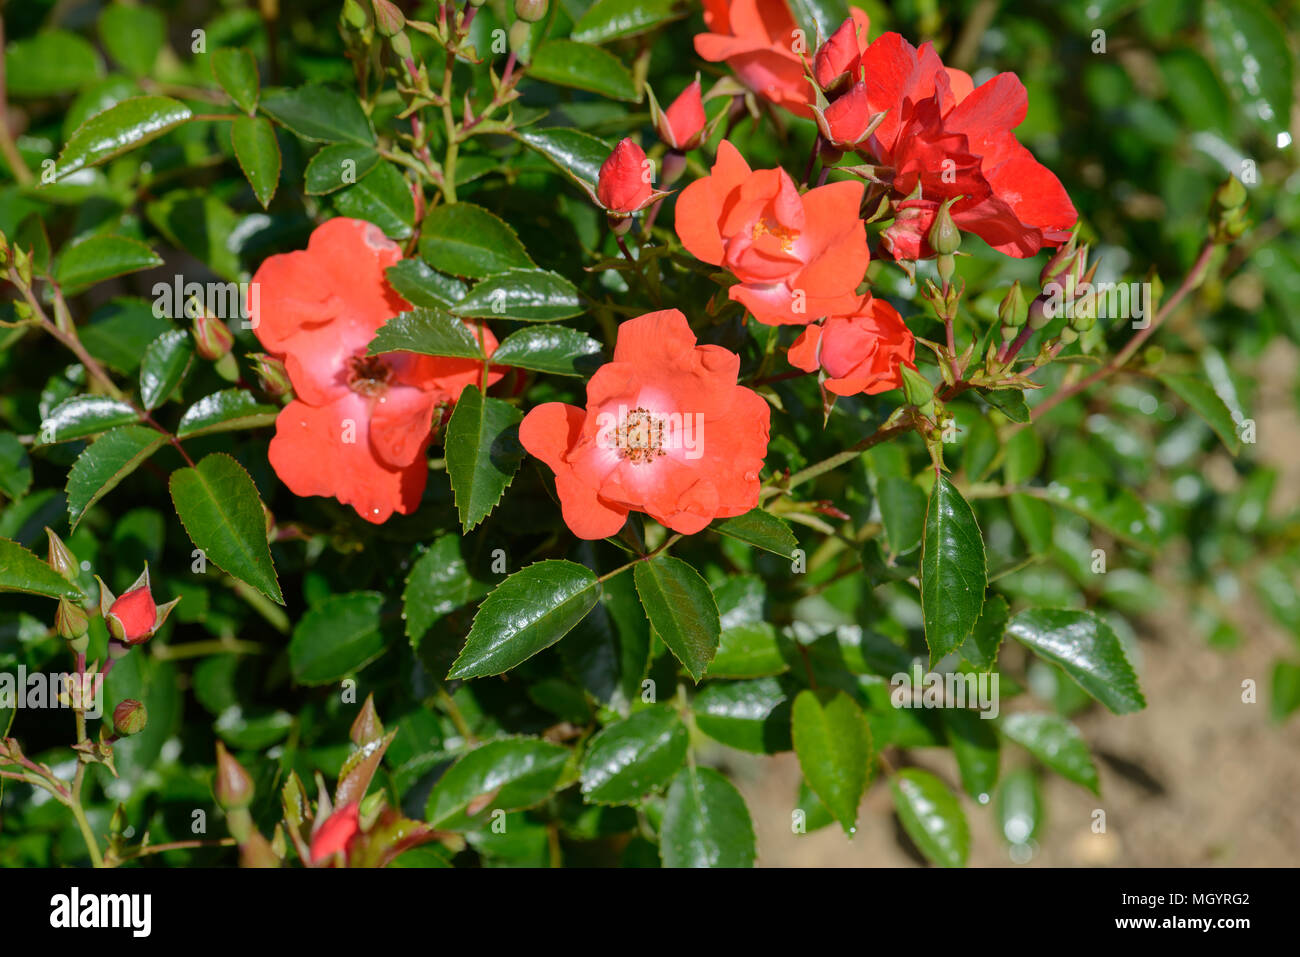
[880,196,939,261]
[597,138,655,213]
[816,81,877,148]
[659,79,707,151]
[695,0,812,116]
[249,218,501,523]
[857,34,1077,258]
[675,140,870,326]
[311,801,360,864]
[787,296,916,396]
[812,10,871,92]
[519,309,770,538]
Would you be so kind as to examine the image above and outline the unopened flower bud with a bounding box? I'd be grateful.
[597,138,654,214]
[900,363,934,409]
[249,352,292,396]
[1027,295,1051,330]
[515,0,548,23]
[215,742,254,810]
[1213,175,1247,211]
[927,198,961,257]
[102,566,180,646]
[13,245,31,287]
[508,19,531,54]
[46,527,79,581]
[1057,327,1079,345]
[1039,241,1077,288]
[113,699,148,736]
[341,0,370,30]
[371,0,405,36]
[192,311,235,361]
[652,80,706,152]
[998,281,1028,328]
[56,597,89,640]
[390,30,412,61]
[310,801,361,864]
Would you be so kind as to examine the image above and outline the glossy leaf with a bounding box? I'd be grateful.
[941,707,1001,801]
[1000,711,1099,793]
[66,425,166,530]
[419,202,534,279]
[0,538,82,600]
[962,594,1009,671]
[580,708,688,804]
[210,47,259,113]
[692,677,792,753]
[333,161,414,239]
[450,269,584,322]
[1204,0,1293,136]
[367,307,485,359]
[660,765,756,868]
[139,329,194,410]
[713,508,798,558]
[791,689,872,833]
[230,115,280,209]
[304,143,379,195]
[447,560,601,679]
[1006,607,1145,714]
[425,737,570,829]
[445,385,525,531]
[55,235,163,291]
[920,476,986,667]
[169,453,283,604]
[5,31,102,97]
[634,556,721,682]
[40,396,139,444]
[403,534,494,642]
[1158,372,1241,454]
[259,85,375,144]
[890,768,969,867]
[176,389,279,438]
[514,126,612,189]
[489,326,603,377]
[53,96,191,180]
[528,40,638,102]
[572,0,683,44]
[289,592,385,684]
[384,259,466,309]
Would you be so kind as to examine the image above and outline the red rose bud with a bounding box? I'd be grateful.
[248,352,292,397]
[813,16,865,92]
[192,310,235,360]
[215,742,255,809]
[311,801,361,864]
[370,0,405,36]
[45,527,79,581]
[597,139,655,214]
[113,699,148,736]
[514,0,547,23]
[103,566,179,645]
[880,198,938,261]
[658,80,706,151]
[816,82,878,148]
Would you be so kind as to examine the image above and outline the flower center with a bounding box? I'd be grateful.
[751,218,799,253]
[347,354,393,396]
[615,407,667,465]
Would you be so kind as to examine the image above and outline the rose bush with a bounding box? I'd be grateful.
[0,0,1296,870]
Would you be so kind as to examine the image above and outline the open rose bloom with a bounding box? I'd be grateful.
[520,310,770,538]
[249,219,500,523]
[695,0,813,116]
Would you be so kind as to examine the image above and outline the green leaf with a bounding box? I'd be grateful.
[169,452,282,604]
[561,569,651,710]
[289,592,385,684]
[333,161,414,240]
[259,85,375,145]
[54,235,163,292]
[447,560,601,679]
[211,47,260,113]
[1271,660,1300,722]
[403,534,494,642]
[708,577,786,678]
[1037,480,1152,548]
[0,538,81,600]
[940,707,1000,800]
[920,476,986,667]
[426,737,570,830]
[40,396,139,444]
[692,677,792,753]
[580,708,688,805]
[450,269,584,322]
[791,689,872,833]
[445,385,525,531]
[139,329,194,410]
[1204,0,1293,137]
[633,556,720,682]
[514,126,613,190]
[889,768,970,867]
[176,389,279,438]
[419,202,533,279]
[528,40,638,101]
[661,765,756,868]
[1157,372,1241,454]
[0,433,32,501]
[489,326,603,378]
[787,0,852,40]
[999,711,1099,793]
[1008,492,1053,555]
[979,388,1031,423]
[962,594,1009,671]
[230,115,281,209]
[99,2,165,76]
[304,143,379,195]
[995,767,1042,847]
[368,307,485,359]
[1006,607,1145,714]
[66,425,166,530]
[384,260,466,309]
[878,476,927,556]
[713,508,798,558]
[52,96,191,180]
[4,30,102,98]
[143,190,241,280]
[572,0,683,43]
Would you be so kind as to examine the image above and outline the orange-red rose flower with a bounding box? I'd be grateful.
[787,296,916,396]
[597,138,655,213]
[249,218,501,523]
[816,80,876,148]
[695,0,812,116]
[811,9,871,92]
[519,309,770,538]
[658,80,707,151]
[858,34,1077,258]
[675,140,869,326]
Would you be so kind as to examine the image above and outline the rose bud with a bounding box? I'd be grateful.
[215,742,255,810]
[56,597,89,642]
[113,699,148,736]
[248,351,293,397]
[596,138,656,215]
[880,197,938,262]
[813,82,882,149]
[311,801,361,864]
[46,527,79,581]
[654,80,707,151]
[98,566,180,646]
[514,0,547,23]
[371,0,405,37]
[192,310,235,360]
[812,15,868,94]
